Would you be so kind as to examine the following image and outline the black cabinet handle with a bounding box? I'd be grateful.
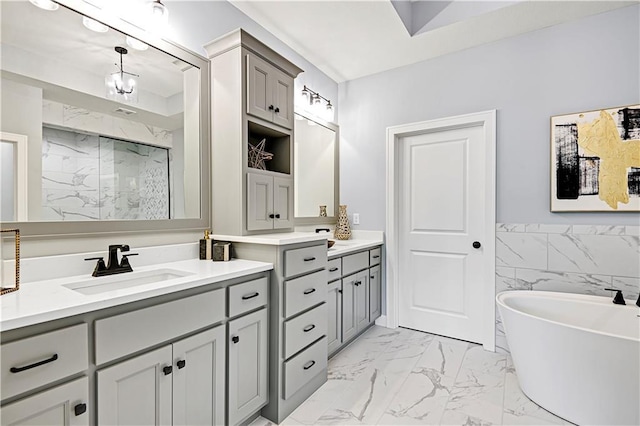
[371,275,375,279]
[10,354,58,373]
[242,292,260,300]
[354,281,361,286]
[329,267,339,272]
[304,257,316,262]
[303,324,316,333]
[472,241,482,249]
[269,214,275,219]
[274,107,280,113]
[177,360,186,369]
[303,288,316,295]
[232,336,240,344]
[74,403,87,416]
[372,255,380,259]
[268,105,274,111]
[163,366,173,375]
[303,360,316,370]
[338,289,343,294]
[275,214,281,219]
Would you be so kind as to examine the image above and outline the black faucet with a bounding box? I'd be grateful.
[85,244,138,277]
[604,288,628,306]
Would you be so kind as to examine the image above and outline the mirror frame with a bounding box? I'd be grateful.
[4,0,211,237]
[294,111,339,226]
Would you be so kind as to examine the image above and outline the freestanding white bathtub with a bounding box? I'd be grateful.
[497,291,640,426]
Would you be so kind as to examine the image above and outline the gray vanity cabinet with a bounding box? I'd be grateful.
[247,53,295,130]
[227,308,269,426]
[326,280,342,354]
[343,270,370,339]
[98,326,226,425]
[247,172,293,231]
[369,265,381,323]
[0,377,89,426]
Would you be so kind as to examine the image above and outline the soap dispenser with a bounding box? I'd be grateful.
[199,230,213,260]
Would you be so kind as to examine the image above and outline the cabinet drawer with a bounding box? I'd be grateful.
[284,270,327,318]
[284,245,326,278]
[327,258,342,282]
[283,336,328,400]
[283,303,327,359]
[342,251,369,276]
[369,247,382,266]
[95,288,225,365]
[1,324,88,400]
[228,277,268,318]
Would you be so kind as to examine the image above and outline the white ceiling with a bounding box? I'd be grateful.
[230,0,637,83]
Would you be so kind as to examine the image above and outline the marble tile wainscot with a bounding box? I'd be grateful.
[495,223,640,353]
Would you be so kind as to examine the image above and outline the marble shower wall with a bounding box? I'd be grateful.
[495,223,640,353]
[42,128,169,220]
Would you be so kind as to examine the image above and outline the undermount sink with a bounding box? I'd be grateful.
[64,269,194,295]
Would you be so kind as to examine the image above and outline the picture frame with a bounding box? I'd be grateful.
[1,228,20,295]
[550,104,640,212]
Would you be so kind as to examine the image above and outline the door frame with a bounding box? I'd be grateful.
[385,110,496,351]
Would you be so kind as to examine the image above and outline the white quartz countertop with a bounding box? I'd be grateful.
[212,232,327,245]
[328,239,383,258]
[1,258,272,332]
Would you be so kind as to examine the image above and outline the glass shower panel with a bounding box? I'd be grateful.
[99,137,170,220]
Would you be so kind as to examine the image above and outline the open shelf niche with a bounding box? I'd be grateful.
[247,120,291,175]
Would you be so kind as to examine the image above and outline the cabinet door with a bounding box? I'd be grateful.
[342,274,357,342]
[173,326,226,426]
[246,54,274,123]
[228,308,268,425]
[97,346,172,425]
[327,280,342,355]
[1,377,89,426]
[355,271,369,332]
[273,176,293,230]
[369,265,381,324]
[271,69,294,129]
[247,173,274,231]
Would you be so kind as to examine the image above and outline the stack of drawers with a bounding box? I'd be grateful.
[281,244,328,399]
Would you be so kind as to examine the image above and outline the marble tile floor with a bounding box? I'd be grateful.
[251,326,573,426]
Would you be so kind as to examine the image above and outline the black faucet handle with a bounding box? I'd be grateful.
[85,257,103,261]
[85,257,107,277]
[604,288,626,305]
[121,252,138,256]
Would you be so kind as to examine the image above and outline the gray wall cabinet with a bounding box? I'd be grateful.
[206,29,302,236]
[327,246,383,357]
[0,273,269,426]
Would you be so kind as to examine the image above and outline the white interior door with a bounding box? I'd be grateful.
[398,123,488,344]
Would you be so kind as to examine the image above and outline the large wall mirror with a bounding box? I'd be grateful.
[294,112,339,225]
[0,0,210,236]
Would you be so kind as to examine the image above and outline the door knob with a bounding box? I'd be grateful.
[472,241,481,249]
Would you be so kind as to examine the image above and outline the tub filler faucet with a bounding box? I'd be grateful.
[85,244,138,277]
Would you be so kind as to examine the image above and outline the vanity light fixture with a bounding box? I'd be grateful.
[301,85,332,111]
[126,36,149,51]
[28,0,59,11]
[82,16,108,33]
[105,46,139,104]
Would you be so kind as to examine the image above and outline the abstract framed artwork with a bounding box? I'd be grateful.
[551,104,640,212]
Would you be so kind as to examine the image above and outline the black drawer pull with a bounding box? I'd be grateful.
[10,354,58,373]
[303,360,316,370]
[303,324,316,333]
[371,276,375,279]
[242,292,260,300]
[372,255,380,259]
[177,360,186,369]
[163,366,173,375]
[304,257,316,262]
[329,267,339,272]
[232,336,240,344]
[303,288,316,295]
[74,403,87,416]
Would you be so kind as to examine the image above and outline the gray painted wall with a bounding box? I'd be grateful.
[166,0,338,118]
[338,5,640,230]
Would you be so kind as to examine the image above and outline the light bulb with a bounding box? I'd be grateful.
[326,102,333,111]
[314,95,321,105]
[29,0,59,11]
[82,16,108,33]
[126,36,148,51]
